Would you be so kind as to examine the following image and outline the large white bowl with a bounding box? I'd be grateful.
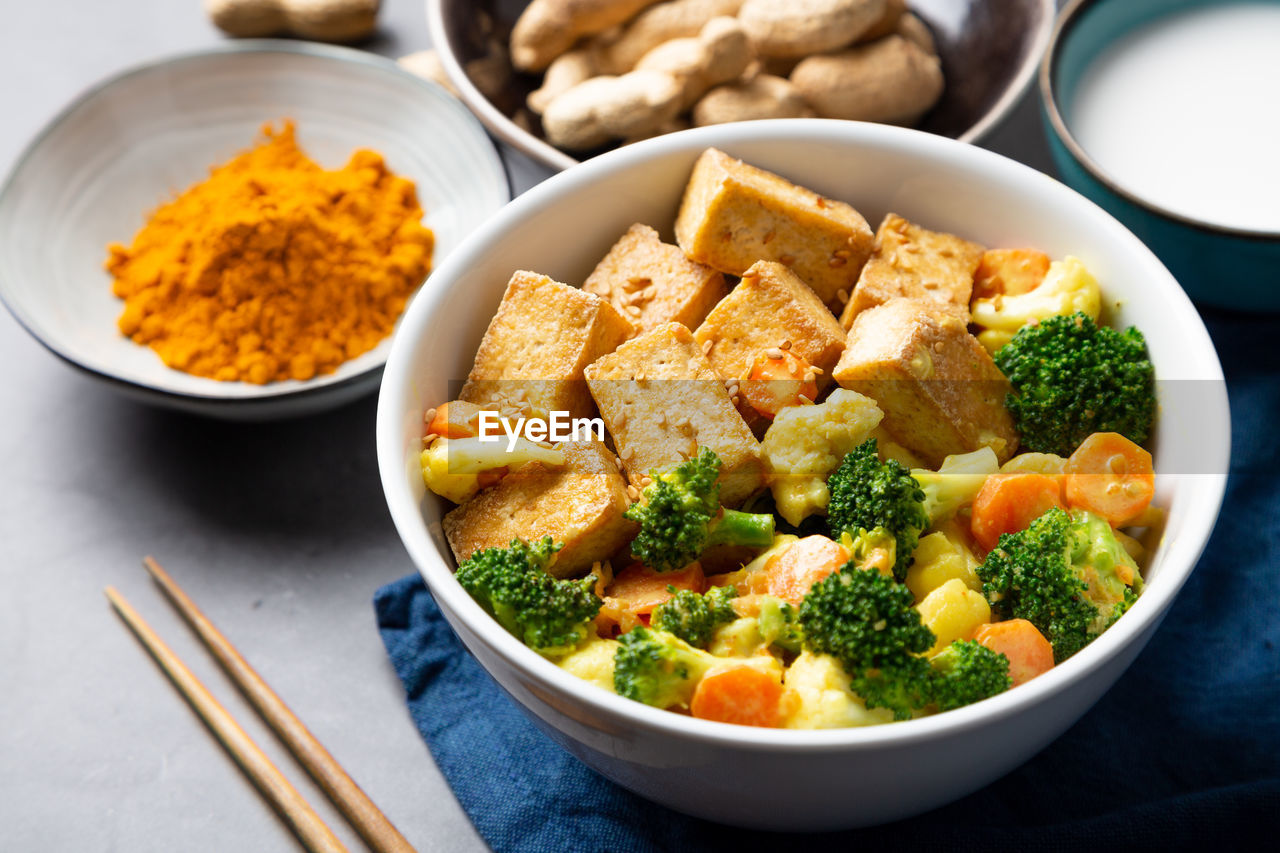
[376,120,1229,830]
[0,41,509,420]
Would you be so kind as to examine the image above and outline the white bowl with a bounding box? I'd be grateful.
[376,120,1229,830]
[0,41,510,420]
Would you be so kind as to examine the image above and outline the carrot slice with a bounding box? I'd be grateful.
[973,620,1055,686]
[972,248,1051,299]
[690,666,784,727]
[970,473,1065,552]
[606,562,705,617]
[1064,432,1155,526]
[739,349,819,419]
[750,535,849,606]
[425,402,476,439]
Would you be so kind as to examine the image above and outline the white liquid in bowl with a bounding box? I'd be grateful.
[1070,3,1280,232]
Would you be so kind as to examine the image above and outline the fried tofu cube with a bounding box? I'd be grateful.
[693,260,846,387]
[584,323,764,506]
[839,213,985,329]
[459,271,633,419]
[583,223,729,336]
[832,298,1018,466]
[674,148,874,308]
[442,441,636,578]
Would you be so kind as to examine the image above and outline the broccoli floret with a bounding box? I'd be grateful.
[929,640,1012,710]
[827,439,928,581]
[455,537,601,659]
[995,312,1155,457]
[651,585,739,648]
[976,507,1142,662]
[798,566,934,719]
[625,447,775,572]
[613,626,717,708]
[757,595,803,654]
[910,447,1001,526]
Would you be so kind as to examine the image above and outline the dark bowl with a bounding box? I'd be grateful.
[428,0,1055,171]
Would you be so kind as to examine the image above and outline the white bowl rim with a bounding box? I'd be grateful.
[378,118,1229,752]
[0,39,512,408]
[425,0,1057,171]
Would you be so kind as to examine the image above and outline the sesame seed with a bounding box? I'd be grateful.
[614,455,625,471]
[424,407,437,425]
[627,485,640,501]
[626,305,642,317]
[765,347,784,359]
[614,411,627,429]
[834,249,851,259]
[779,254,796,266]
[810,366,824,375]
[658,412,667,427]
[836,288,850,304]
[701,339,714,355]
[828,257,846,268]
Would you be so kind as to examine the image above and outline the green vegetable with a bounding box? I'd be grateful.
[995,311,1155,457]
[757,595,803,654]
[976,506,1142,662]
[798,566,934,719]
[625,447,775,572]
[455,537,601,659]
[651,585,738,648]
[613,626,717,708]
[910,447,1001,526]
[929,640,1012,711]
[827,439,928,581]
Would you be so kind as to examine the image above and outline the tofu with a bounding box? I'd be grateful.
[839,213,985,329]
[693,260,846,387]
[582,223,728,336]
[584,323,764,506]
[459,271,634,419]
[832,298,1017,466]
[442,441,636,578]
[674,148,874,308]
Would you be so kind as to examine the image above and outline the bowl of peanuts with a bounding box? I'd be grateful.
[377,118,1229,828]
[426,0,1056,170]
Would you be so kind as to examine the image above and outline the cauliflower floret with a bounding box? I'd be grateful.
[782,651,896,729]
[420,436,565,504]
[971,256,1102,354]
[557,637,620,693]
[761,389,884,527]
[910,446,1001,526]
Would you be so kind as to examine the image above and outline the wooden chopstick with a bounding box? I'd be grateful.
[142,557,417,853]
[105,586,348,853]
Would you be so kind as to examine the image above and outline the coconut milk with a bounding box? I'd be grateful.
[1070,3,1280,232]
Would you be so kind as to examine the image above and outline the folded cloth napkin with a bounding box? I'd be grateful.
[375,308,1280,851]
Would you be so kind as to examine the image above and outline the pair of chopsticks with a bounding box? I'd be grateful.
[106,558,416,853]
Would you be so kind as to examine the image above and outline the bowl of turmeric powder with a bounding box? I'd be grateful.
[0,41,510,419]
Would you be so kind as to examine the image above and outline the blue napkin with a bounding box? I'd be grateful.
[375,308,1280,850]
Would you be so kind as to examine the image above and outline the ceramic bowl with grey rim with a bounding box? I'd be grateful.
[0,41,511,421]
[427,0,1056,171]
[1040,0,1280,311]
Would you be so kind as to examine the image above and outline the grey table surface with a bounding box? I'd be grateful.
[0,1,1057,850]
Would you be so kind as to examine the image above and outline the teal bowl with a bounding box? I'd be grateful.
[1040,0,1280,311]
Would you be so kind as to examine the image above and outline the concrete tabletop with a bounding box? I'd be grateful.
[0,1,1056,850]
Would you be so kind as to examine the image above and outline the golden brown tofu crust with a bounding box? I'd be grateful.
[459,270,634,419]
[840,213,985,329]
[583,223,729,336]
[584,322,764,506]
[673,148,874,308]
[693,260,846,388]
[442,441,636,578]
[832,298,1017,466]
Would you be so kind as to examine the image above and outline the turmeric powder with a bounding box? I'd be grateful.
[106,122,434,384]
